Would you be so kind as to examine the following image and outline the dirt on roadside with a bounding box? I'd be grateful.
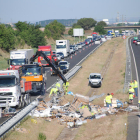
[5,37,128,140]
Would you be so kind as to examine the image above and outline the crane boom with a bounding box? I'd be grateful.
[30,51,67,84]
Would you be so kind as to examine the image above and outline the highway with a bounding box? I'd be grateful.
[127,36,140,140]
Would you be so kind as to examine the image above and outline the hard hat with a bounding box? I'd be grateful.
[111,93,114,95]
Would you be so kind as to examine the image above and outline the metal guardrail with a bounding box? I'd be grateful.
[123,36,132,92]
[0,101,38,138]
[0,42,104,138]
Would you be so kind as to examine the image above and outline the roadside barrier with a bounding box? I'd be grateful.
[123,36,132,92]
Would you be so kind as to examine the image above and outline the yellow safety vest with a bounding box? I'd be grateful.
[129,88,134,93]
[63,82,69,88]
[138,100,140,104]
[134,81,138,88]
[49,88,58,96]
[105,96,112,103]
[130,82,134,88]
[109,95,113,99]
[56,82,60,87]
[129,94,133,100]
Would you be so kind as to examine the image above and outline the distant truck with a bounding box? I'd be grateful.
[0,70,32,108]
[108,30,112,35]
[56,40,70,57]
[115,30,119,35]
[38,46,53,66]
[8,49,34,70]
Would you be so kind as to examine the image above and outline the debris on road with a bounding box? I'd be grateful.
[29,92,132,128]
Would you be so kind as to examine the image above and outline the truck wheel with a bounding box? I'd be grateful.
[24,94,31,106]
[28,95,31,104]
[21,96,25,108]
[41,83,46,95]
[17,97,22,109]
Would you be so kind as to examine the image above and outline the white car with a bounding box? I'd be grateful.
[77,43,82,49]
[74,45,79,51]
[88,73,103,87]
[70,47,75,54]
[58,61,70,71]
[56,54,61,61]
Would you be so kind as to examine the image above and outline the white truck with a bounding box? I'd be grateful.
[56,40,70,57]
[8,49,34,70]
[0,70,32,108]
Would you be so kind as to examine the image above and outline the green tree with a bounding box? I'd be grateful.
[15,21,29,32]
[15,22,46,48]
[94,25,107,35]
[117,23,125,26]
[44,20,65,40]
[0,24,16,51]
[77,18,97,30]
[97,21,107,27]
[68,28,73,36]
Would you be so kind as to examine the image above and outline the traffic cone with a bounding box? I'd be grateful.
[75,52,77,55]
[71,55,72,59]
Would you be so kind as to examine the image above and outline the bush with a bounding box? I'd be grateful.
[44,20,65,40]
[0,24,16,51]
[38,133,46,140]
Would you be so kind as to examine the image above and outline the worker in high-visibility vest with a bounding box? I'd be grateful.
[129,86,134,104]
[105,93,112,107]
[134,79,138,97]
[56,79,61,91]
[130,81,135,88]
[138,100,140,109]
[49,87,58,97]
[63,81,69,94]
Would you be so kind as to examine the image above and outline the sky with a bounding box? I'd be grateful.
[0,0,140,24]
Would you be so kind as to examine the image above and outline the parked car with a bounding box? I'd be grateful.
[74,45,79,51]
[59,65,67,74]
[85,39,90,45]
[56,52,64,59]
[58,61,70,71]
[133,40,137,44]
[56,54,61,61]
[88,73,103,87]
[100,35,106,42]
[136,40,140,45]
[70,45,76,54]
[77,43,82,49]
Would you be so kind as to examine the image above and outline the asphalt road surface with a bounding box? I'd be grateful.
[127,36,140,140]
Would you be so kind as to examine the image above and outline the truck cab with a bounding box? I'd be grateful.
[19,64,46,94]
[8,49,34,70]
[56,40,70,57]
[0,70,21,107]
[38,46,53,67]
